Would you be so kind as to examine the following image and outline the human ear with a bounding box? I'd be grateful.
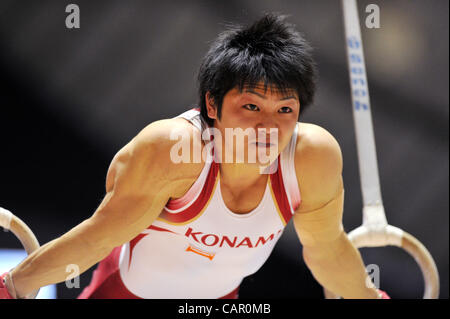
[205,92,218,120]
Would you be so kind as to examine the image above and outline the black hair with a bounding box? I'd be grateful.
[197,13,317,127]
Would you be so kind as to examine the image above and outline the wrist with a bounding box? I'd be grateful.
[1,272,17,299]
[376,289,391,299]
[4,272,19,299]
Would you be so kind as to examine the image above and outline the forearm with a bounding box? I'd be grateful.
[9,218,113,298]
[303,232,379,299]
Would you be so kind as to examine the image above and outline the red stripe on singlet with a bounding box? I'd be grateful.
[269,158,294,225]
[158,161,219,224]
[128,225,178,269]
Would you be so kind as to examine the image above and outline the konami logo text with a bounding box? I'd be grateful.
[184,227,283,248]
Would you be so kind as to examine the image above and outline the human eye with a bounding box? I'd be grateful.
[278,106,293,113]
[243,104,260,111]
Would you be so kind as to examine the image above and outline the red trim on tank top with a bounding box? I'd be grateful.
[269,158,294,225]
[158,161,219,224]
[128,225,179,270]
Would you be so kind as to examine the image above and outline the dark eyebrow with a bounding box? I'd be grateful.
[244,89,297,101]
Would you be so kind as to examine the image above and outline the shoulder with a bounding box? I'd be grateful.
[133,117,200,149]
[294,123,343,169]
[133,117,206,175]
[106,117,205,197]
[294,122,344,213]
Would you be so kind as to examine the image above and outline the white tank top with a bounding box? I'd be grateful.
[117,109,302,298]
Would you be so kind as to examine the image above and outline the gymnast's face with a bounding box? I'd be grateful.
[206,83,300,165]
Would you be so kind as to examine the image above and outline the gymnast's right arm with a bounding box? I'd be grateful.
[3,119,193,299]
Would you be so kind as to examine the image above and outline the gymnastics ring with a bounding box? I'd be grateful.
[330,0,441,300]
[0,207,40,299]
[323,224,440,299]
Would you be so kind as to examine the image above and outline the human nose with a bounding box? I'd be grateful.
[255,121,278,142]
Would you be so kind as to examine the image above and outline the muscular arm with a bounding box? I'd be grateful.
[293,124,379,299]
[8,119,199,298]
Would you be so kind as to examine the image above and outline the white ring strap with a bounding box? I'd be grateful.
[322,0,440,299]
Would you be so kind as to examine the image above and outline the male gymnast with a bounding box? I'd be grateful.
[1,14,389,299]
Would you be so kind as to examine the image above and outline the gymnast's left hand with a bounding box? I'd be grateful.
[377,289,390,299]
[0,273,15,299]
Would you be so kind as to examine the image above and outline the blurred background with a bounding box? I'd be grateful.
[0,0,448,299]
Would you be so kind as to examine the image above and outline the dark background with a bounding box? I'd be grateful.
[0,0,448,299]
